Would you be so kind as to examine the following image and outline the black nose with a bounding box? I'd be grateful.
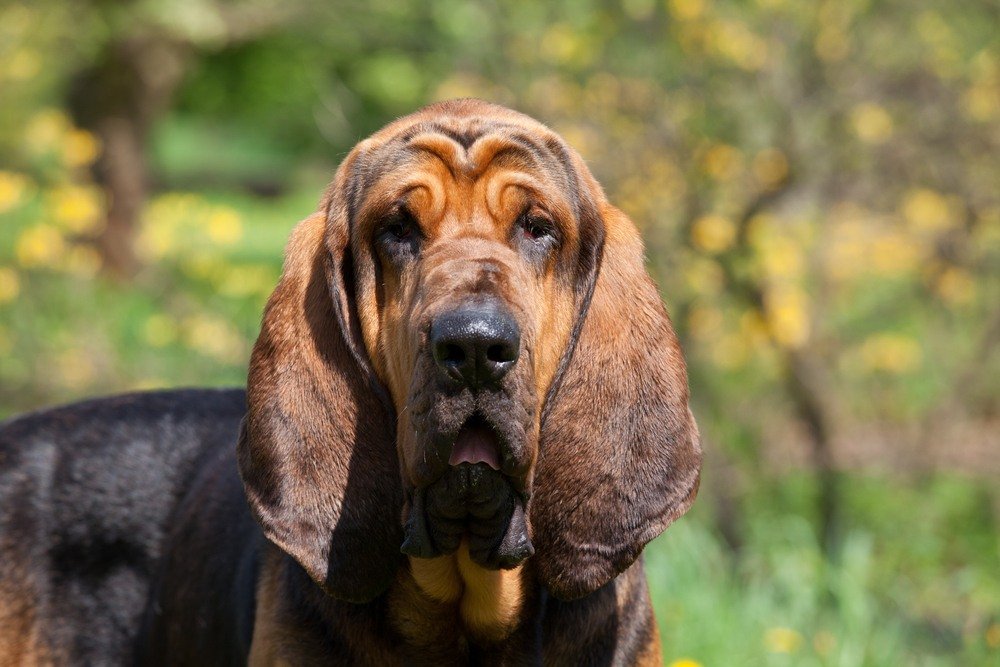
[430,306,520,388]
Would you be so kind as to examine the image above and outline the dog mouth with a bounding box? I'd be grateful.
[448,415,501,470]
[401,414,533,569]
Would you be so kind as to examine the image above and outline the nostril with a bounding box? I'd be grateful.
[486,343,515,364]
[439,343,466,365]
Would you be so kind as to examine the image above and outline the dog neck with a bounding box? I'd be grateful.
[400,545,525,643]
[249,544,536,664]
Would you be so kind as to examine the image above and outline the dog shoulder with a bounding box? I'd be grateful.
[0,389,247,664]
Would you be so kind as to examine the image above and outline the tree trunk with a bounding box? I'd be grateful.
[67,37,186,279]
[785,349,840,557]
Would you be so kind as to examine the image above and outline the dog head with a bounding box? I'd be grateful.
[238,99,701,603]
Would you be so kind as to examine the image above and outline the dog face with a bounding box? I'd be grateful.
[342,112,602,569]
[355,132,581,487]
[238,100,701,604]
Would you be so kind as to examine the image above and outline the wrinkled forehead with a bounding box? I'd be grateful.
[345,110,588,226]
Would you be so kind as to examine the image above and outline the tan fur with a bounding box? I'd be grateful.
[0,574,50,666]
[406,547,525,642]
[635,627,663,667]
[387,566,463,656]
[408,554,462,603]
[454,545,524,640]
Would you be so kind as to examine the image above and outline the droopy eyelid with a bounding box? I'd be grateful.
[516,203,560,242]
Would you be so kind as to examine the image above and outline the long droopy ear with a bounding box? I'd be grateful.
[532,204,702,601]
[237,160,403,603]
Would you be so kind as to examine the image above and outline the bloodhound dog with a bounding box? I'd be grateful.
[0,99,701,665]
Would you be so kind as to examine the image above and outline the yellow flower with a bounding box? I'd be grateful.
[50,184,104,234]
[851,103,894,144]
[15,224,67,268]
[765,626,803,654]
[0,267,20,303]
[701,143,744,181]
[752,148,788,189]
[62,129,102,168]
[0,171,31,213]
[765,287,810,348]
[901,188,953,232]
[851,102,893,144]
[206,208,243,245]
[668,659,703,667]
[860,333,922,373]
[935,267,976,305]
[667,0,704,21]
[691,214,737,254]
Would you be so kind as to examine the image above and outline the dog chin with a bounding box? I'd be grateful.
[400,463,534,569]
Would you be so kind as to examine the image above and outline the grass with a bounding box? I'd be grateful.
[646,473,1000,666]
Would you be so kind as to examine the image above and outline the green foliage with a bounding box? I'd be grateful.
[649,474,1000,665]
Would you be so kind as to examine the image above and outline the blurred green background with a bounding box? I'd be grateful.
[1,0,997,664]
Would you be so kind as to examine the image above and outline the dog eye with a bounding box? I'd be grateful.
[519,214,554,242]
[384,209,415,240]
[379,208,420,253]
[386,220,412,240]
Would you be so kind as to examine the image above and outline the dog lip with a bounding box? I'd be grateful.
[448,415,501,470]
